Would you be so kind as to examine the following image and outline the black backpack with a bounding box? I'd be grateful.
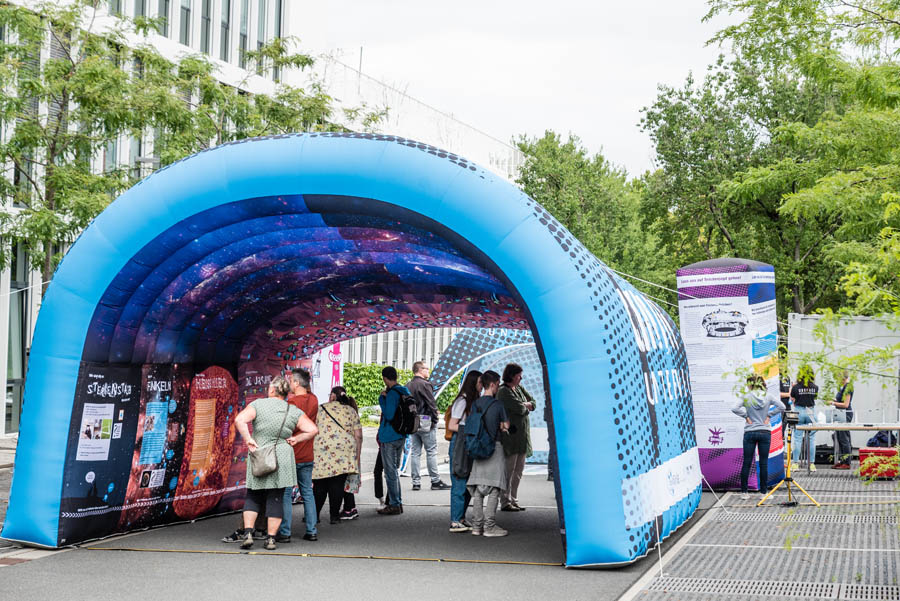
[389,387,420,435]
[465,398,498,460]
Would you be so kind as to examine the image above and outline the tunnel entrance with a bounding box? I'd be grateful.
[3,133,701,566]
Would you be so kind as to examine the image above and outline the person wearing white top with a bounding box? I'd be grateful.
[447,370,483,533]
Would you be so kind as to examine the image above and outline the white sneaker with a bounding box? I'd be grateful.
[740,493,749,501]
[809,464,817,472]
[483,525,509,537]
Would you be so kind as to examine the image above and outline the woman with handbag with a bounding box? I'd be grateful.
[312,385,363,525]
[447,370,482,533]
[234,375,318,550]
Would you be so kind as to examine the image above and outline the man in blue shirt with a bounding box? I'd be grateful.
[377,366,409,515]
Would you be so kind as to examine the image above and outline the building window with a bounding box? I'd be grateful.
[129,135,143,179]
[179,0,191,45]
[273,0,282,81]
[238,0,248,68]
[135,0,146,17]
[105,137,118,172]
[6,244,27,434]
[108,0,122,15]
[157,0,170,36]
[12,156,32,206]
[220,0,231,62]
[255,0,266,73]
[200,0,211,53]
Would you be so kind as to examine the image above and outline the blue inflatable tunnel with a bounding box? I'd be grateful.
[2,133,701,566]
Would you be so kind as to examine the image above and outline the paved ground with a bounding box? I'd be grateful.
[0,432,717,601]
[624,466,900,601]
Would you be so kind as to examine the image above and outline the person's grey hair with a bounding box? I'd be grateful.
[291,367,310,390]
[270,375,290,398]
[412,361,427,375]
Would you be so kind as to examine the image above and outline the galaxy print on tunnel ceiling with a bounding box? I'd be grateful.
[242,292,526,378]
[81,194,529,366]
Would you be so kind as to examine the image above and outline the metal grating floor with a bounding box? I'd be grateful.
[634,474,900,601]
[714,512,899,524]
[647,577,839,598]
[841,584,900,601]
[642,578,900,600]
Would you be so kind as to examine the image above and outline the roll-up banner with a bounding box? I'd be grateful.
[676,259,784,490]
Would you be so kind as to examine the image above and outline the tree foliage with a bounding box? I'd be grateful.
[342,363,414,408]
[516,131,675,309]
[700,0,900,317]
[0,1,385,288]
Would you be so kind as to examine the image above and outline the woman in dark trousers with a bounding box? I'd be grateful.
[312,385,363,525]
[234,376,318,549]
[732,374,785,500]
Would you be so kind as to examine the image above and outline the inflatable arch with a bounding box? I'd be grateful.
[2,133,701,567]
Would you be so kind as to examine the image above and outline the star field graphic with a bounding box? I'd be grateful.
[82,195,529,367]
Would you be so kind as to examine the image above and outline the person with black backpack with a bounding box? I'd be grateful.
[376,366,413,516]
[465,370,510,537]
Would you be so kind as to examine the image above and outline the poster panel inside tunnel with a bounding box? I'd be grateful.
[59,363,244,543]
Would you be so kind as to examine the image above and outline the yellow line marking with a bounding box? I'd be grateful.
[82,546,564,567]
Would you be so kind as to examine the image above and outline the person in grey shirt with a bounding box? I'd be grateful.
[732,374,786,500]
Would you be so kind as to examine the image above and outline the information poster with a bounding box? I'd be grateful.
[174,366,241,517]
[116,364,192,532]
[58,363,142,545]
[677,260,783,489]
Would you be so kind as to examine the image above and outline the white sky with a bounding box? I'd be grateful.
[289,1,730,178]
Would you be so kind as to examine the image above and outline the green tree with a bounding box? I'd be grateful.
[640,55,848,317]
[705,0,900,316]
[0,1,385,289]
[516,131,674,306]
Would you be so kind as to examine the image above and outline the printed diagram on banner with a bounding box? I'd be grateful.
[76,403,115,461]
[679,296,753,450]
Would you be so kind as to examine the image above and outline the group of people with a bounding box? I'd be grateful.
[734,366,854,500]
[780,367,854,471]
[375,361,535,537]
[225,360,537,549]
[225,368,363,550]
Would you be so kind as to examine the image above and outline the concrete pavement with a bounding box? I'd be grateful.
[0,431,717,600]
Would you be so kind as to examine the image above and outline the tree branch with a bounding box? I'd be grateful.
[8,155,45,203]
[707,196,736,251]
[799,222,840,264]
[839,0,900,28]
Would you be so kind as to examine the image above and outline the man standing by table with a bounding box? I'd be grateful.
[833,372,854,470]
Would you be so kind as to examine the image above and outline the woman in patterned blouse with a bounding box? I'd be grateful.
[312,385,363,524]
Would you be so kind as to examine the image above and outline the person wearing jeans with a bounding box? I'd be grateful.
[832,373,854,469]
[732,374,785,499]
[277,368,319,542]
[376,366,409,515]
[379,438,405,512]
[280,462,316,540]
[406,362,451,491]
[790,369,819,470]
[447,370,482,532]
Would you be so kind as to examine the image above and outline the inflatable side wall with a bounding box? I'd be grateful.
[3,134,701,566]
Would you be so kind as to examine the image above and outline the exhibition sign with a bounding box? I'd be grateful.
[4,133,700,566]
[677,259,784,490]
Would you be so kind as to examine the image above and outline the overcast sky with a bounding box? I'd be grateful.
[289,1,730,177]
